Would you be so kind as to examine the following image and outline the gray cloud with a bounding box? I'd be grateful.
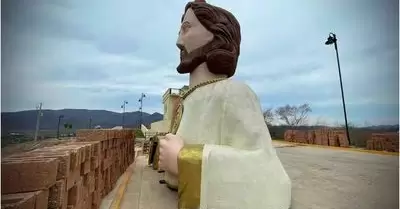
[1,0,398,125]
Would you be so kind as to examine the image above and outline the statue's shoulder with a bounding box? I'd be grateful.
[217,79,258,99]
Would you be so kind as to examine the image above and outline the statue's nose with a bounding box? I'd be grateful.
[176,34,185,50]
[176,43,184,51]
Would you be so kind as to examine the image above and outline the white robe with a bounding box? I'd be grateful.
[175,79,292,209]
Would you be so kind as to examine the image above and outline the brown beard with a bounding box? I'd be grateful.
[176,38,238,77]
[176,40,215,74]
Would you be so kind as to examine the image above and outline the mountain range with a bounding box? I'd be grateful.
[1,109,164,134]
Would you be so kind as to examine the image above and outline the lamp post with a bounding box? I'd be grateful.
[57,115,64,139]
[138,93,146,129]
[325,32,351,145]
[121,100,128,128]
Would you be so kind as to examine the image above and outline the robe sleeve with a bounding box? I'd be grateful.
[177,82,292,209]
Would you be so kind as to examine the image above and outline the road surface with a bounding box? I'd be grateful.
[101,142,399,209]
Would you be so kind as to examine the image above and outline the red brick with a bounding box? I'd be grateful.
[67,168,80,190]
[84,171,96,193]
[67,178,82,207]
[37,146,80,169]
[91,142,101,156]
[14,151,71,179]
[61,145,86,164]
[2,192,35,209]
[48,180,66,209]
[102,158,112,170]
[107,139,112,149]
[82,185,89,201]
[1,190,48,209]
[36,190,50,209]
[82,144,91,162]
[94,169,103,191]
[81,160,91,175]
[62,190,69,209]
[92,190,100,206]
[1,158,58,194]
[87,196,93,208]
[91,156,99,170]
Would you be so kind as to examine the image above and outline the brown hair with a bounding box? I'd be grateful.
[177,1,241,78]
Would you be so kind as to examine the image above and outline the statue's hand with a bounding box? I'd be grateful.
[159,133,184,176]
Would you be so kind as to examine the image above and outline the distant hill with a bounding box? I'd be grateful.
[1,109,164,134]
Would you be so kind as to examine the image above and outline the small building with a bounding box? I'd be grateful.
[148,86,188,133]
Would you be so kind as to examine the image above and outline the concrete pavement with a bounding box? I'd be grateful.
[279,145,399,209]
[101,142,399,209]
[100,155,178,209]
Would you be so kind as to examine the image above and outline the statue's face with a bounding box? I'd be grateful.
[176,8,214,54]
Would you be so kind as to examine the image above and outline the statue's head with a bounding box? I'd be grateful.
[176,0,241,78]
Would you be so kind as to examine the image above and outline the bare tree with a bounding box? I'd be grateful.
[275,104,312,126]
[263,108,274,126]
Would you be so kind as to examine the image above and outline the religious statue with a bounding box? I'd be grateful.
[158,0,292,208]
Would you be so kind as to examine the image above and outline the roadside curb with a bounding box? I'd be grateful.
[109,160,136,209]
[273,141,399,156]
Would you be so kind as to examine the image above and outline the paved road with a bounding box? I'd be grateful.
[278,146,399,209]
[101,143,399,209]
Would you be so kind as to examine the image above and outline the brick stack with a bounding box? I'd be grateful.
[283,129,350,147]
[294,130,308,143]
[284,130,313,144]
[1,129,135,209]
[331,130,349,147]
[327,130,339,146]
[283,130,295,142]
[76,129,135,207]
[366,133,399,152]
[314,129,330,146]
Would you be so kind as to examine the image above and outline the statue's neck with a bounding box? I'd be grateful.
[189,63,227,88]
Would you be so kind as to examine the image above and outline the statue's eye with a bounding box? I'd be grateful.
[180,22,191,33]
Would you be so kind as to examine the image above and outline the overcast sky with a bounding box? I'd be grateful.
[1,0,399,126]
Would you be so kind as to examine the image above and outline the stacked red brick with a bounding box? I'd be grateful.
[284,129,349,147]
[1,129,135,209]
[366,133,399,152]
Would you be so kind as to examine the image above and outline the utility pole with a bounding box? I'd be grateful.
[121,100,128,128]
[34,103,43,141]
[57,115,64,139]
[88,117,92,129]
[138,93,146,129]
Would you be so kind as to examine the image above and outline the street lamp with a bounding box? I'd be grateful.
[121,100,128,128]
[57,115,64,139]
[325,32,351,145]
[138,93,146,128]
